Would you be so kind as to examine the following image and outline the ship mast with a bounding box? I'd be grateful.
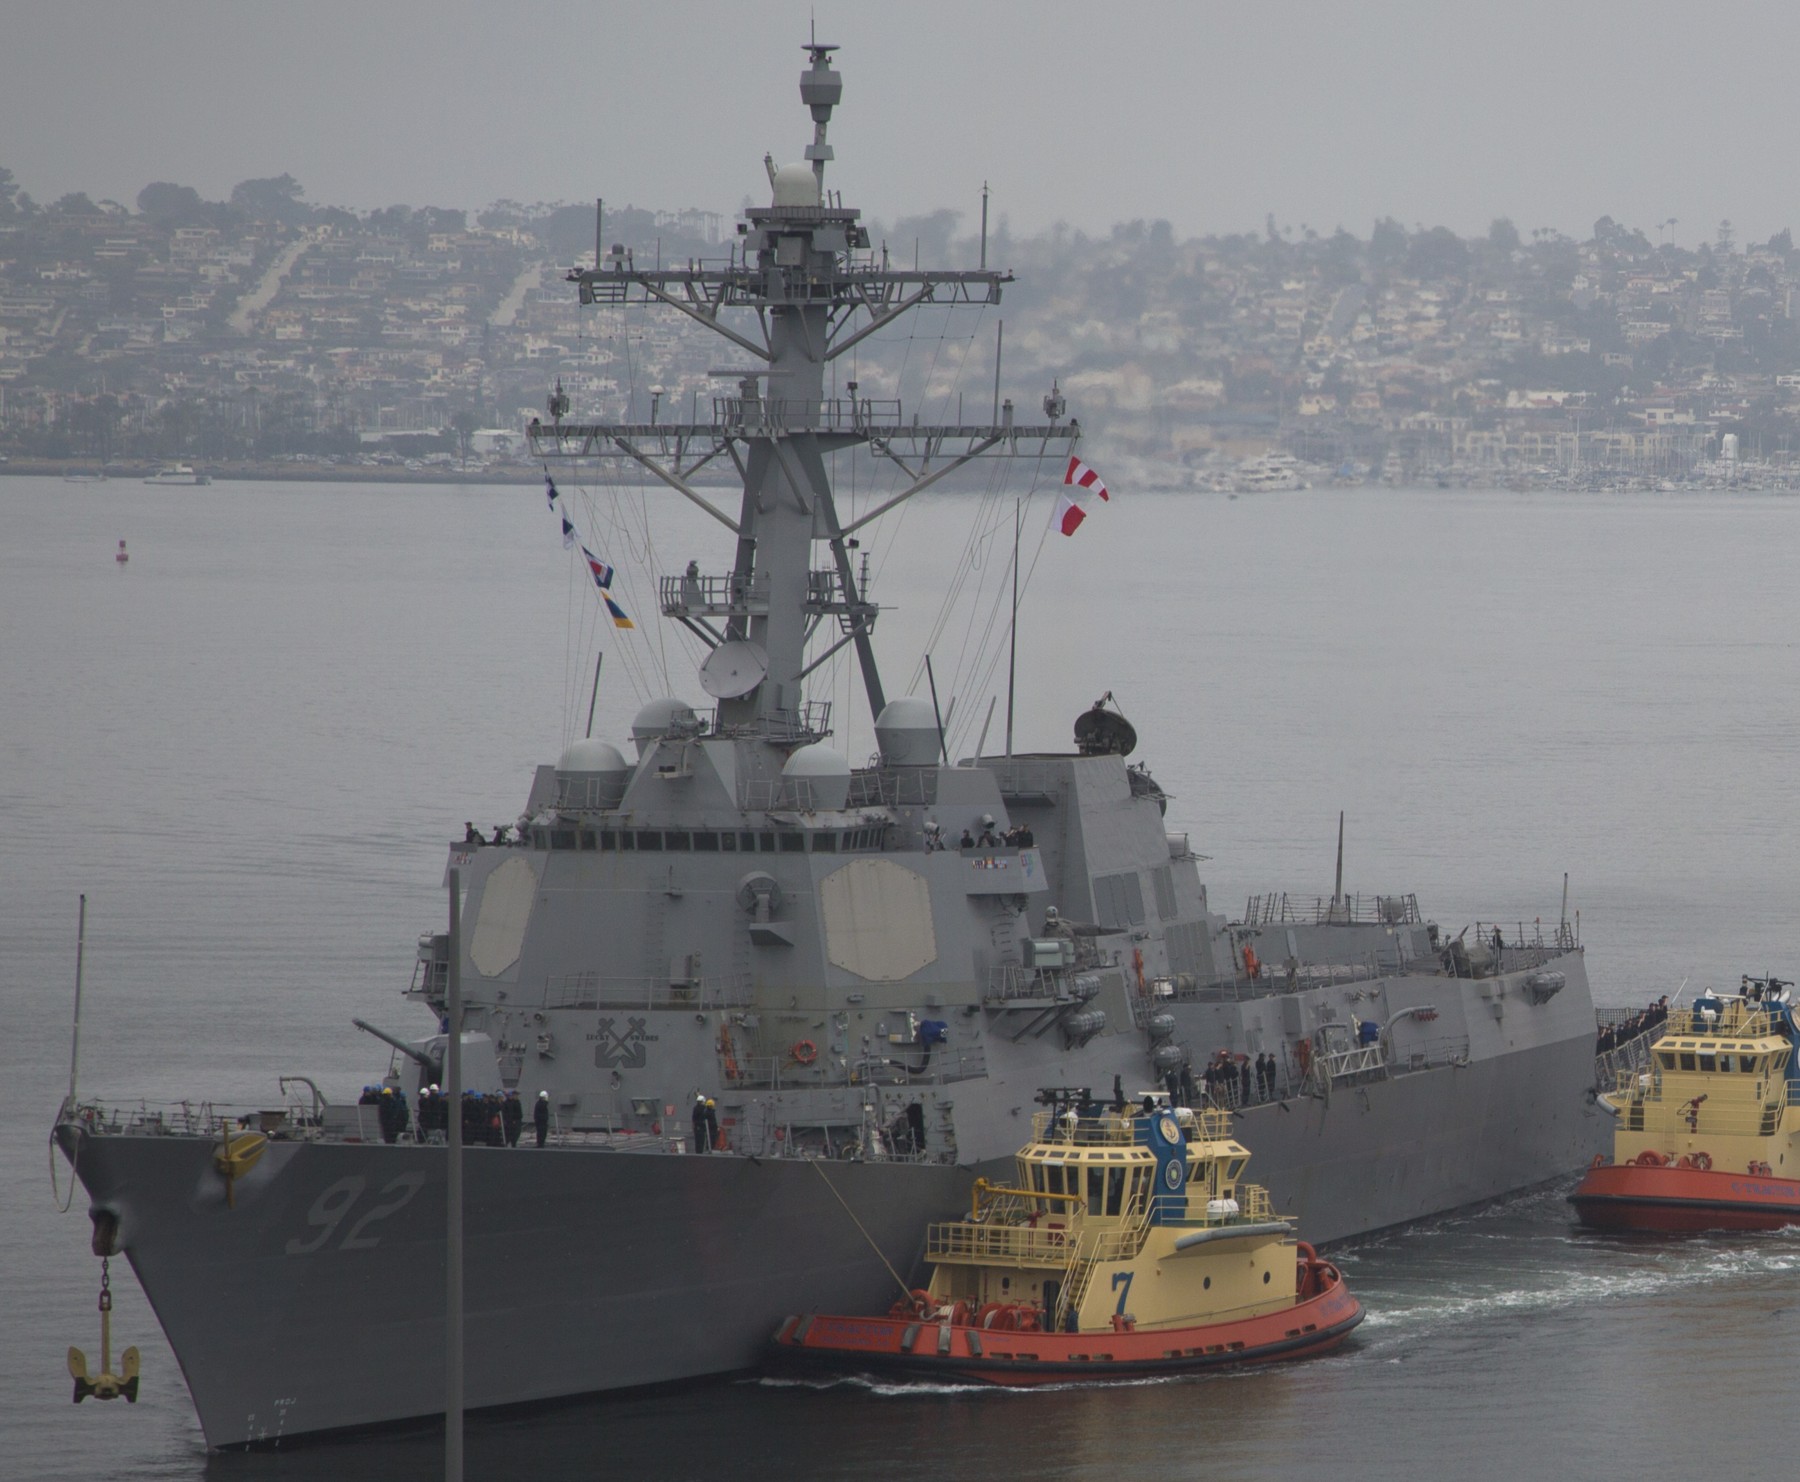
[531,42,1077,742]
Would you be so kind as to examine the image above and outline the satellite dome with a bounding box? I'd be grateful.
[782,743,850,810]
[771,162,820,208]
[556,739,630,776]
[874,696,941,768]
[630,698,699,756]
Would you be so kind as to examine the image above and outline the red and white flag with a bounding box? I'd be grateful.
[1055,455,1112,535]
[1064,455,1110,502]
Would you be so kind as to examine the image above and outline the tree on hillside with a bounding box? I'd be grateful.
[1407,226,1468,280]
[1488,218,1521,253]
[1369,216,1407,269]
[0,167,38,220]
[52,192,101,216]
[230,174,310,226]
[137,182,210,226]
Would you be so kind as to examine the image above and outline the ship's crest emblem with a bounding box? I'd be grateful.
[591,1016,654,1069]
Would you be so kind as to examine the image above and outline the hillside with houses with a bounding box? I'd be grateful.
[3,167,1797,488]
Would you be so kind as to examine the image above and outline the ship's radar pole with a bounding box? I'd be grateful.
[533,43,1080,738]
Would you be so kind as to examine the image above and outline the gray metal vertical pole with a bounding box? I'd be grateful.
[992,320,1003,423]
[66,894,87,1114]
[1005,500,1019,757]
[445,869,464,1482]
[924,654,948,766]
[585,652,604,739]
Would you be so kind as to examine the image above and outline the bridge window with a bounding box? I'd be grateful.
[812,833,837,853]
[780,833,805,853]
[599,830,618,849]
[720,833,737,851]
[1698,1054,1716,1072]
[1087,1168,1105,1216]
[757,832,777,852]
[1658,1052,1675,1070]
[1679,1053,1696,1071]
[637,831,663,851]
[693,831,719,851]
[665,832,691,851]
[1743,1056,1763,1074]
[1106,1168,1126,1216]
[619,831,636,851]
[1715,1054,1733,1073]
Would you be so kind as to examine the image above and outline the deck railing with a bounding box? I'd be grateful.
[543,972,756,1010]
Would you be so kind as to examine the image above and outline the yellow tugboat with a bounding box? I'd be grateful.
[1572,977,1800,1232]
[770,1091,1360,1384]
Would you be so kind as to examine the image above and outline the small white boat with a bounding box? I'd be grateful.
[143,465,211,486]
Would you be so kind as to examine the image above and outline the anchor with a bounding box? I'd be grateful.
[213,1120,267,1208]
[68,1256,139,1403]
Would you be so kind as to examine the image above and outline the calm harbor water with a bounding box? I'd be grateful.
[4,475,1799,1478]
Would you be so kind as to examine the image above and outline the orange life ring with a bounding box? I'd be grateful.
[789,1039,818,1065]
[1632,1150,1667,1167]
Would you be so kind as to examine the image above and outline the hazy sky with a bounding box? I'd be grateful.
[5,1,1797,248]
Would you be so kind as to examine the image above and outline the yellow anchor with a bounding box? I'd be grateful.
[68,1256,139,1404]
[213,1121,267,1209]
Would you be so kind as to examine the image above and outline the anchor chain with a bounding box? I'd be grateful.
[68,1253,140,1404]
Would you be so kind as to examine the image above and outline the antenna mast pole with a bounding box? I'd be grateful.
[1005,498,1019,756]
[585,652,604,738]
[1333,811,1345,908]
[65,894,87,1115]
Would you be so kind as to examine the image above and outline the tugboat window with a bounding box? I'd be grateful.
[1742,1056,1761,1074]
[1698,1054,1716,1072]
[1679,1053,1696,1071]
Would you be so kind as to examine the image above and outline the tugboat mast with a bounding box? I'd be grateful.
[531,41,1078,740]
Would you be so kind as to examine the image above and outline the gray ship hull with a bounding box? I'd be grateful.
[60,1016,1605,1448]
[60,1128,973,1449]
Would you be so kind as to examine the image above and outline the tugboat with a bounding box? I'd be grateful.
[770,1090,1360,1383]
[1571,977,1800,1232]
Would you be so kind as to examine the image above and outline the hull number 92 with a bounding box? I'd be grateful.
[285,1172,426,1255]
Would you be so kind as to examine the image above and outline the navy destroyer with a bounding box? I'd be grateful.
[54,43,1605,1449]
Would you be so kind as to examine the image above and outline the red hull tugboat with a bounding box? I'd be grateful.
[1572,978,1800,1233]
[770,1091,1361,1384]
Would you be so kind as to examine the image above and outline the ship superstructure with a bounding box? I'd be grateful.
[55,44,1605,1450]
